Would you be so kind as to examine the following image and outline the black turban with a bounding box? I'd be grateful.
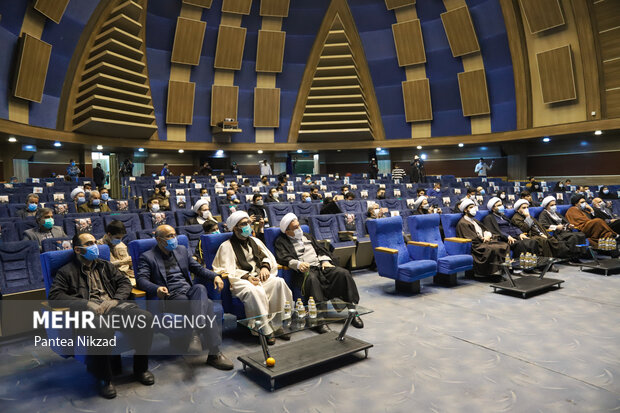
[570,194,584,205]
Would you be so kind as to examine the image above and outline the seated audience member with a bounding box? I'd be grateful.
[100,188,111,205]
[229,181,239,193]
[23,207,67,248]
[274,213,362,333]
[340,185,350,196]
[320,196,343,215]
[152,183,170,211]
[145,198,161,213]
[219,189,241,207]
[344,192,356,201]
[416,188,427,197]
[242,179,251,188]
[411,196,440,215]
[482,197,540,258]
[136,225,233,370]
[538,196,587,260]
[475,186,486,197]
[277,172,288,184]
[599,186,618,200]
[456,198,509,277]
[265,187,281,203]
[376,188,387,200]
[247,193,268,223]
[592,197,620,233]
[78,190,111,213]
[526,176,541,192]
[97,220,133,278]
[302,175,314,186]
[71,187,87,210]
[565,195,618,247]
[186,199,216,225]
[19,193,40,218]
[214,177,226,190]
[212,211,293,345]
[199,187,210,198]
[554,180,569,192]
[366,203,385,219]
[391,164,406,182]
[84,183,93,195]
[300,192,312,203]
[50,232,154,399]
[465,187,479,205]
[310,187,323,201]
[427,183,442,198]
[519,190,538,207]
[194,220,221,264]
[258,176,269,188]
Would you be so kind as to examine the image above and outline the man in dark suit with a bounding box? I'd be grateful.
[273,213,362,333]
[49,232,154,399]
[136,224,233,370]
[592,197,620,233]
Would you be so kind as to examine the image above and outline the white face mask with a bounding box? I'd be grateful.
[468,206,478,216]
[294,228,303,240]
[373,208,380,216]
[202,211,211,219]
[151,204,160,212]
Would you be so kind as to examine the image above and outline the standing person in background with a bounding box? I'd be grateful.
[231,162,240,175]
[93,163,106,190]
[259,160,272,176]
[410,155,425,183]
[199,161,212,176]
[391,164,406,182]
[474,158,493,177]
[67,159,81,181]
[160,163,171,177]
[369,158,379,179]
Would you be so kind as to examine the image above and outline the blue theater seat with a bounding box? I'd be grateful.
[292,202,320,218]
[140,211,176,229]
[103,212,141,234]
[41,237,72,252]
[366,216,437,294]
[63,214,105,238]
[0,240,44,297]
[262,226,309,301]
[177,224,204,251]
[308,214,355,268]
[336,212,373,268]
[265,203,294,228]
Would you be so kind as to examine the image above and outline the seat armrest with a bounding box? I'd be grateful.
[407,241,438,248]
[444,237,472,243]
[131,288,146,298]
[338,231,356,242]
[41,301,70,312]
[375,247,398,254]
[277,265,290,270]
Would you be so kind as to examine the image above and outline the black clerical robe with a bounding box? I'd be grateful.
[456,216,508,276]
[482,213,540,256]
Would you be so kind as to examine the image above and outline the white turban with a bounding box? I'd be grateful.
[487,197,501,211]
[412,196,426,210]
[70,187,84,199]
[459,198,475,212]
[514,199,530,211]
[226,211,249,230]
[280,212,298,233]
[192,198,209,213]
[541,196,555,209]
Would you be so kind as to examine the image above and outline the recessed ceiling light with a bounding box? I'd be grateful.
[178,149,184,153]
[297,149,302,153]
[542,137,550,143]
[138,147,145,152]
[8,137,16,143]
[257,150,263,154]
[216,149,224,156]
[54,141,62,147]
[416,145,422,150]
[376,147,381,151]
[594,130,602,135]
[420,153,427,160]
[458,143,464,148]
[96,145,103,150]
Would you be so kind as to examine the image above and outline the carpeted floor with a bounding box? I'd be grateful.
[1,263,619,412]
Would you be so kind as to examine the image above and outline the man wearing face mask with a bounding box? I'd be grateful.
[19,193,40,218]
[538,196,586,261]
[78,190,111,213]
[219,189,241,209]
[519,190,538,207]
[23,207,67,249]
[599,186,618,200]
[152,183,171,211]
[212,211,293,345]
[411,196,435,215]
[274,213,362,333]
[566,195,618,248]
[482,197,539,258]
[366,203,384,219]
[247,194,268,223]
[136,225,233,370]
[186,198,216,226]
[265,188,280,203]
[591,197,620,233]
[194,221,221,264]
[145,198,161,214]
[258,176,269,188]
[50,233,154,399]
[97,220,133,278]
[310,187,323,201]
[66,159,81,180]
[71,187,87,210]
[100,188,112,206]
[456,198,509,277]
[300,192,312,203]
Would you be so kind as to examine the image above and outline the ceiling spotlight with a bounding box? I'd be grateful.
[376,147,382,151]
[178,149,184,153]
[594,130,602,135]
[8,137,16,143]
[138,147,145,152]
[458,143,464,148]
[54,141,62,147]
[297,149,302,153]
[216,149,224,156]
[416,145,422,150]
[96,145,103,150]
[542,137,550,143]
[257,150,263,154]
[420,153,427,160]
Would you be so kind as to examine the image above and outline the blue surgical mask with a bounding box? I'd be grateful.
[81,245,99,261]
[77,196,86,204]
[304,197,311,203]
[71,162,75,166]
[230,194,237,200]
[603,189,609,195]
[212,230,220,234]
[110,238,121,246]
[240,224,252,238]
[101,193,109,201]
[580,202,587,210]
[43,218,54,229]
[27,203,37,211]
[91,199,101,206]
[497,206,505,214]
[165,237,178,251]
[480,190,486,195]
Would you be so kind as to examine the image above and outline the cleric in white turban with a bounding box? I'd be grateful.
[185,198,216,225]
[212,210,292,344]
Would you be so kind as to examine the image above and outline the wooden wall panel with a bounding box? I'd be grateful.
[13,34,52,103]
[222,0,252,15]
[392,19,426,67]
[441,6,480,57]
[603,59,620,90]
[599,27,620,62]
[171,17,207,66]
[402,79,432,122]
[519,0,565,34]
[167,81,196,125]
[593,0,620,32]
[256,30,285,73]
[536,45,577,104]
[607,89,620,118]
[458,69,490,116]
[385,0,416,11]
[260,0,290,17]
[211,85,239,126]
[182,0,213,8]
[214,25,247,70]
[34,0,70,24]
[254,88,280,127]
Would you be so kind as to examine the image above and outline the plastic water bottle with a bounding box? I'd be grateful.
[505,251,511,263]
[295,298,306,318]
[283,301,291,319]
[532,253,538,267]
[612,238,617,251]
[519,252,525,267]
[308,297,317,319]
[525,252,532,269]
